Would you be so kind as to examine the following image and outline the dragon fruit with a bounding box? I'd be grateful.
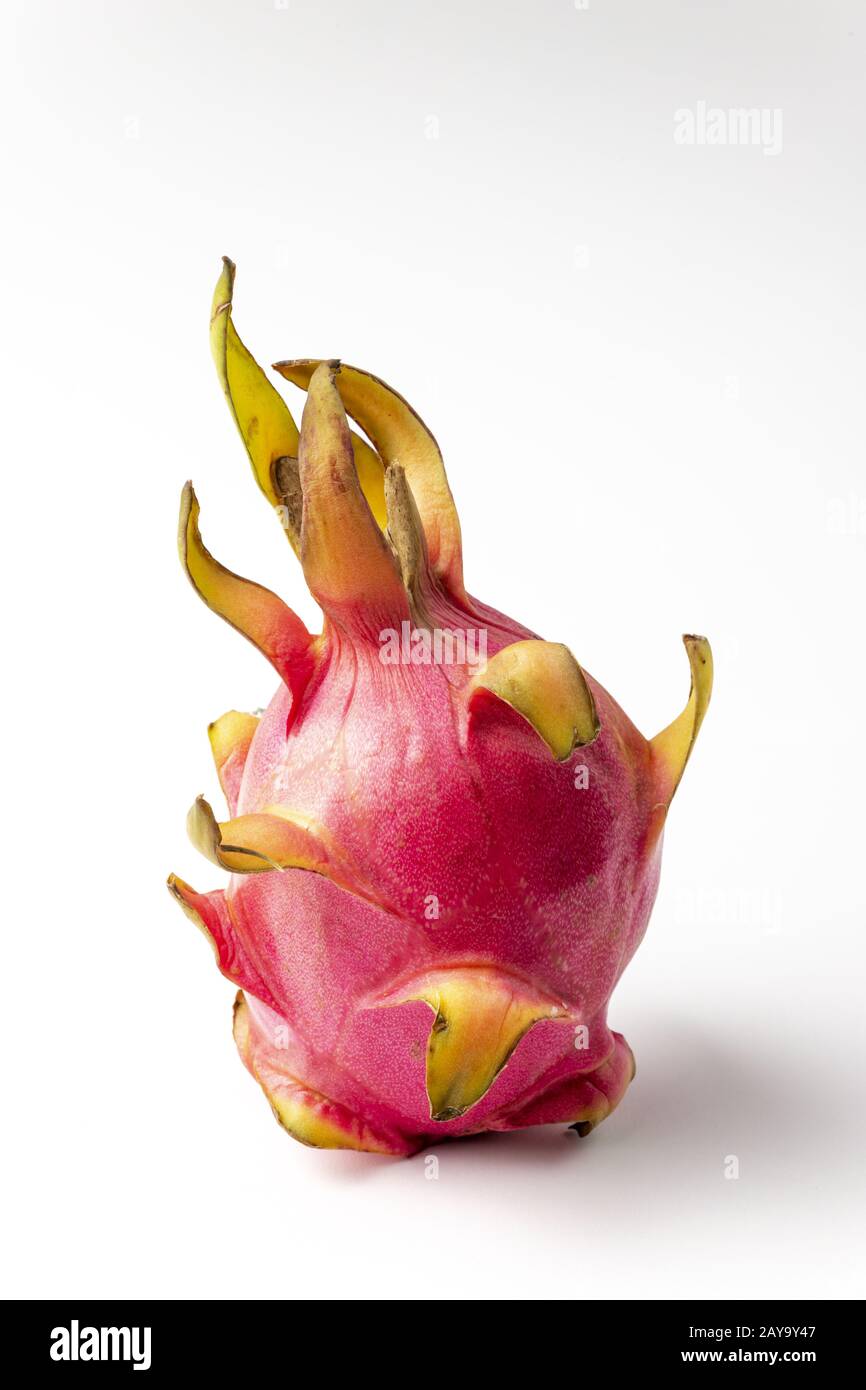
[168,258,713,1156]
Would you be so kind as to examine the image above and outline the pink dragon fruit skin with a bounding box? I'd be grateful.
[168,259,712,1156]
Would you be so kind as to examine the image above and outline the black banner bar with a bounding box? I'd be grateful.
[0,1300,858,1373]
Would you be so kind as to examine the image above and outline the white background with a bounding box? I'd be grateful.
[2,0,864,1300]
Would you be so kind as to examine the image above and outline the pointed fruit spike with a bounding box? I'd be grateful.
[210,258,300,539]
[186,795,318,874]
[208,710,259,815]
[468,639,599,760]
[178,482,314,698]
[276,358,464,596]
[185,796,375,904]
[383,968,568,1121]
[166,874,278,1009]
[649,635,713,805]
[298,362,408,634]
[498,1032,636,1132]
[233,994,413,1154]
[275,437,386,536]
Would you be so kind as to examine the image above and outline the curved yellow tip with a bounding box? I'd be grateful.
[649,635,713,805]
[468,640,599,760]
[210,257,301,541]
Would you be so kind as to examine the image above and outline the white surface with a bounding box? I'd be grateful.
[2,0,864,1300]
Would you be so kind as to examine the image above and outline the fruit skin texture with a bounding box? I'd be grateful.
[168,259,713,1156]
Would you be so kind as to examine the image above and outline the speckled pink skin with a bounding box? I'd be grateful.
[195,587,661,1154]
